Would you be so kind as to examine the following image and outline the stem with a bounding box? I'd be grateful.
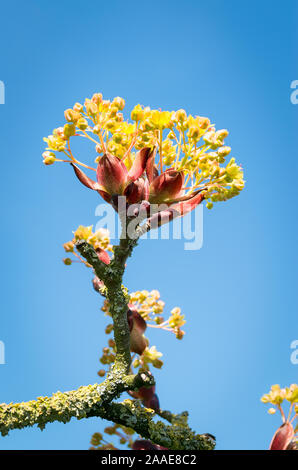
[76,217,140,376]
[159,129,163,173]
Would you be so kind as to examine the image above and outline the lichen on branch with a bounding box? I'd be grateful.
[0,371,155,437]
[89,400,215,450]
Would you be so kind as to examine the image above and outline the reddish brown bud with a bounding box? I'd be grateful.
[92,276,104,293]
[149,170,184,204]
[132,440,167,450]
[269,423,294,450]
[96,247,110,265]
[129,385,160,412]
[124,178,149,204]
[127,306,147,355]
[128,147,154,182]
[96,153,128,196]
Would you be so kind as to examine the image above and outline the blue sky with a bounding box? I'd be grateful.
[0,0,297,450]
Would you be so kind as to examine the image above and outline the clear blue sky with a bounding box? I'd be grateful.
[0,0,297,450]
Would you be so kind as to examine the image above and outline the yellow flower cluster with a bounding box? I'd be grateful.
[140,346,163,369]
[90,424,135,450]
[129,290,165,321]
[129,290,186,339]
[99,340,116,366]
[43,92,244,208]
[63,225,113,251]
[62,225,112,266]
[261,384,298,406]
[98,289,185,377]
[169,307,186,329]
[261,384,298,428]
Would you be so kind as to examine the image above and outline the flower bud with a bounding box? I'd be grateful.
[149,170,184,204]
[270,423,294,450]
[105,324,113,334]
[115,112,123,122]
[152,359,163,369]
[98,369,106,377]
[216,129,229,140]
[154,316,164,325]
[108,106,118,118]
[124,178,149,204]
[85,100,98,116]
[105,120,115,130]
[112,133,123,144]
[286,440,298,450]
[198,117,210,129]
[42,151,56,165]
[133,358,140,368]
[104,426,115,435]
[144,392,160,411]
[96,153,128,196]
[63,257,72,265]
[175,109,187,123]
[101,99,110,110]
[91,93,103,105]
[77,118,88,130]
[133,385,160,411]
[63,241,74,252]
[131,104,144,121]
[90,432,103,446]
[127,306,147,355]
[73,102,83,112]
[92,276,104,293]
[188,126,200,140]
[64,109,80,123]
[175,328,185,339]
[203,130,215,145]
[218,146,231,157]
[54,127,65,138]
[113,96,125,110]
[63,123,76,138]
[132,440,167,451]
